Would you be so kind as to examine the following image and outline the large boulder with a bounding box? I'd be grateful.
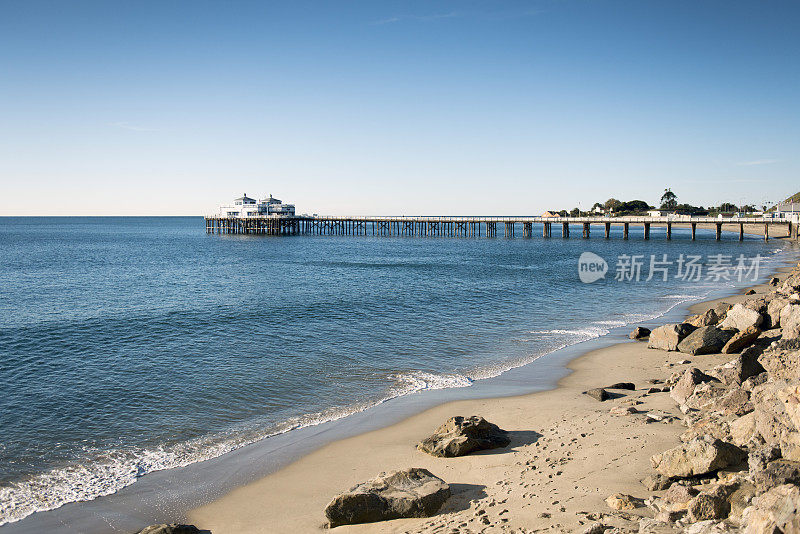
[136,526,200,534]
[780,304,800,339]
[417,416,510,457]
[721,326,761,354]
[648,324,697,351]
[757,340,800,381]
[677,326,736,355]
[766,296,790,328]
[752,380,795,449]
[720,303,764,332]
[743,484,800,534]
[752,459,800,491]
[687,485,733,522]
[671,368,718,405]
[324,468,450,527]
[650,436,746,478]
[729,412,759,447]
[687,308,722,328]
[708,347,766,386]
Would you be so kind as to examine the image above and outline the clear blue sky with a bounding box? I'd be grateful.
[1,0,798,215]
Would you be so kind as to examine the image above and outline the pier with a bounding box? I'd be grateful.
[205,215,799,241]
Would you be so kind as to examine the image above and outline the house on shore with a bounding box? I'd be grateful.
[218,194,296,218]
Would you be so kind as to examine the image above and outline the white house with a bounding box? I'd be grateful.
[647,209,670,217]
[218,194,296,218]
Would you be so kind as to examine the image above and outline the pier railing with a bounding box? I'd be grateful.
[203,214,797,241]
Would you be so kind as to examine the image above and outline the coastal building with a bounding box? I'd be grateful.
[217,194,296,218]
[775,202,800,217]
[647,209,670,217]
[541,211,561,218]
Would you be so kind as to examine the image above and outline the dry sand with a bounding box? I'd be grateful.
[187,262,796,534]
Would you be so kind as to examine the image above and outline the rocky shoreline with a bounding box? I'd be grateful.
[178,256,800,534]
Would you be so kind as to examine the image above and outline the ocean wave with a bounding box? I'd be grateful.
[390,371,473,393]
[0,368,479,526]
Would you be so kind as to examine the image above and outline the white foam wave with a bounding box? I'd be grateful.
[0,368,477,526]
[390,371,473,394]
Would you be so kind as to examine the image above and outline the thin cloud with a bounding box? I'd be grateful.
[736,159,779,166]
[110,122,156,132]
[369,7,541,26]
[371,12,460,25]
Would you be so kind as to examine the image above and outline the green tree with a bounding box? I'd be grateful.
[569,207,580,217]
[604,198,622,212]
[660,188,678,210]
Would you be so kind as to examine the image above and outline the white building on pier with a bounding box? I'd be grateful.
[218,194,296,218]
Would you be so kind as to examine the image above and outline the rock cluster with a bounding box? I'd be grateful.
[637,265,800,532]
[326,415,508,526]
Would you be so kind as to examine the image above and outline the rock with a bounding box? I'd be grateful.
[680,412,735,443]
[610,406,638,416]
[607,382,636,390]
[641,473,673,491]
[743,483,800,534]
[742,372,768,391]
[719,303,764,331]
[671,368,718,405]
[663,483,698,505]
[775,383,800,432]
[136,526,200,534]
[650,436,747,478]
[752,380,795,449]
[677,326,737,356]
[629,327,651,340]
[324,468,450,527]
[687,309,722,328]
[766,296,790,328]
[780,303,800,339]
[769,277,780,286]
[745,289,757,295]
[748,445,782,478]
[715,302,734,319]
[721,326,761,354]
[638,518,675,533]
[714,387,753,416]
[727,480,756,520]
[757,340,800,381]
[687,486,732,522]
[417,416,510,457]
[585,388,610,402]
[708,347,766,386]
[582,522,610,534]
[752,459,800,491]
[729,412,759,447]
[648,323,697,351]
[605,493,642,510]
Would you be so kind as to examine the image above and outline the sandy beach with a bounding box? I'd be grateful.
[186,249,798,533]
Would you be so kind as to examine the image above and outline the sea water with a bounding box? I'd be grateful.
[0,216,787,525]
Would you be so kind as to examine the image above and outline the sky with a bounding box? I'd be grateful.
[0,0,798,216]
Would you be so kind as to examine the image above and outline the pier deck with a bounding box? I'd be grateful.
[204,215,798,241]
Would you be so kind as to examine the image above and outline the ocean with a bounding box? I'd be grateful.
[0,216,787,526]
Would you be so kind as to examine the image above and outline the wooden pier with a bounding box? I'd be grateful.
[204,215,798,241]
